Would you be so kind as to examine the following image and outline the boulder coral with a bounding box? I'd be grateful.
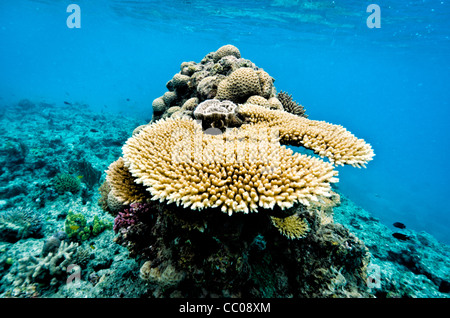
[213,44,241,62]
[103,45,375,297]
[215,67,262,103]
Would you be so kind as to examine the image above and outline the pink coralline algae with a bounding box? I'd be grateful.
[113,202,152,233]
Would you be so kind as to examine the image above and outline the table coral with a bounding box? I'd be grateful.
[105,157,148,205]
[238,103,375,167]
[121,117,339,215]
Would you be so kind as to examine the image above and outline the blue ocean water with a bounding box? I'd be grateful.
[0,0,449,244]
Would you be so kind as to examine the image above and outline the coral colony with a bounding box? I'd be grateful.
[100,45,376,297]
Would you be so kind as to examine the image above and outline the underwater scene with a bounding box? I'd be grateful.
[0,0,449,304]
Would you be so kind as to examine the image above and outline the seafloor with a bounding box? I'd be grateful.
[0,99,448,298]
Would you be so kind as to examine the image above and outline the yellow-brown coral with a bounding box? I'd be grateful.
[256,70,274,99]
[122,117,339,216]
[270,214,310,239]
[245,95,271,108]
[238,103,375,167]
[181,97,199,111]
[216,67,261,102]
[105,157,148,205]
[267,97,284,110]
[107,191,124,214]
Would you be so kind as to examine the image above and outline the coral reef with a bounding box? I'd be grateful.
[0,44,447,301]
[100,45,378,297]
[0,94,447,299]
